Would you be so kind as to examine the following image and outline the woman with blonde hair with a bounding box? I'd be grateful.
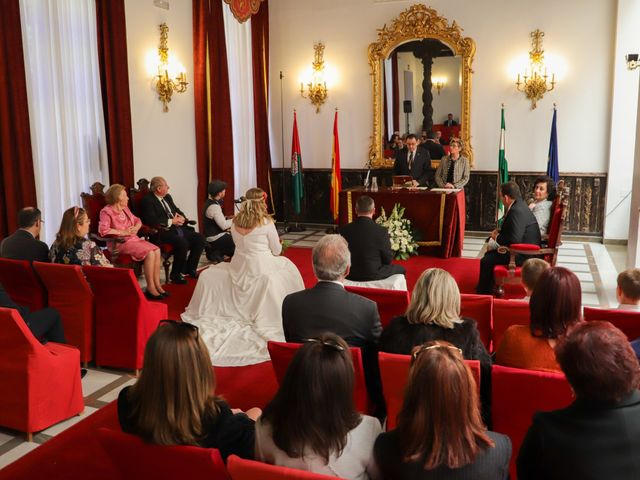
[118,321,260,460]
[182,187,304,366]
[375,341,511,479]
[50,207,111,266]
[98,184,166,300]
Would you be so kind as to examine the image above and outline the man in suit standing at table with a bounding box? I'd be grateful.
[0,207,49,263]
[476,181,541,295]
[393,134,432,187]
[339,195,406,282]
[140,176,206,284]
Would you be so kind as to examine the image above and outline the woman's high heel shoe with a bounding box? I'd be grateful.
[145,290,164,301]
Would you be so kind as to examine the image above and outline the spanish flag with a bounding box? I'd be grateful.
[330,110,342,221]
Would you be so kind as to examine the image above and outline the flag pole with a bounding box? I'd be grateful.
[278,71,290,234]
[496,103,505,225]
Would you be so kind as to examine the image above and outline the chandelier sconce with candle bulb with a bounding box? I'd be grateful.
[515,29,556,109]
[432,77,446,95]
[154,23,188,112]
[300,42,328,113]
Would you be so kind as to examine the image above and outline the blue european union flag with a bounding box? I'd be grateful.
[546,108,559,183]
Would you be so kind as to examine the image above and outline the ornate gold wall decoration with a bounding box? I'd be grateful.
[368,4,476,168]
[223,0,265,23]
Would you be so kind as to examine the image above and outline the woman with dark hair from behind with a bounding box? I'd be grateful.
[517,321,640,479]
[256,333,382,479]
[496,266,582,372]
[375,340,511,479]
[117,321,260,460]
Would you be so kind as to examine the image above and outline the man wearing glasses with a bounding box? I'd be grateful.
[0,207,49,263]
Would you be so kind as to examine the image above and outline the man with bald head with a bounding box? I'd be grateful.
[140,176,205,284]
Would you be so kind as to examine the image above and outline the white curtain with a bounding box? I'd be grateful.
[222,3,257,198]
[19,0,109,244]
[384,58,394,142]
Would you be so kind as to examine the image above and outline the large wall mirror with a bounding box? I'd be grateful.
[368,5,475,167]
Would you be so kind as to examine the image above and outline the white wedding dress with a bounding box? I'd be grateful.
[182,221,304,366]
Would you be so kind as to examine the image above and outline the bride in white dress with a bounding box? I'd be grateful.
[182,187,304,366]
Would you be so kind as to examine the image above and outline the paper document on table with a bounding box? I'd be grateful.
[430,188,461,193]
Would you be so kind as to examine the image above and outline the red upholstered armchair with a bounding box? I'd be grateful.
[494,181,569,298]
[492,365,573,480]
[0,307,84,441]
[460,293,493,351]
[33,262,95,364]
[583,306,640,341]
[83,266,166,372]
[267,341,371,413]
[492,299,530,353]
[343,285,410,329]
[97,428,229,479]
[378,352,480,430]
[227,455,340,479]
[0,258,47,312]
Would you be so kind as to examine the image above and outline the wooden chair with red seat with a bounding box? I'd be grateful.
[492,299,530,353]
[583,306,640,341]
[83,266,166,372]
[0,257,47,311]
[129,178,174,283]
[267,341,371,413]
[33,261,95,364]
[378,352,480,430]
[227,454,340,479]
[97,428,229,480]
[0,307,84,441]
[343,285,410,329]
[494,181,569,298]
[492,365,573,480]
[460,293,493,351]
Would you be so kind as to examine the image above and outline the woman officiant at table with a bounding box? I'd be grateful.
[434,138,470,189]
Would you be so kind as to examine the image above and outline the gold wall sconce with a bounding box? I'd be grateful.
[432,77,446,95]
[154,23,188,112]
[515,29,556,109]
[300,42,328,113]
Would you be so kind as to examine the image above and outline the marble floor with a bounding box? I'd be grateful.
[0,230,630,470]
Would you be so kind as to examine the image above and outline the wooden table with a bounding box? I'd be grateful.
[338,187,465,258]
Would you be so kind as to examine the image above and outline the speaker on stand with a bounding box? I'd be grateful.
[403,100,412,135]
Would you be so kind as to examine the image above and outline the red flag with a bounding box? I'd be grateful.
[330,111,342,221]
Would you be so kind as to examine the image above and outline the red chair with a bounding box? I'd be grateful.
[33,262,95,364]
[492,365,573,480]
[97,428,229,479]
[492,299,530,353]
[583,306,640,341]
[344,285,410,329]
[83,266,166,371]
[214,362,279,411]
[267,341,370,413]
[378,352,480,430]
[0,307,84,440]
[0,258,47,311]
[460,293,493,351]
[227,455,340,479]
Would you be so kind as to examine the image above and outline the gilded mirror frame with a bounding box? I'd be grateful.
[368,4,476,168]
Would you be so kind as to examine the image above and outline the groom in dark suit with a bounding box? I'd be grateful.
[339,195,406,282]
[393,134,432,186]
[140,176,206,284]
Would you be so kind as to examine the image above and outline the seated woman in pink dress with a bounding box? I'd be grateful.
[99,184,166,300]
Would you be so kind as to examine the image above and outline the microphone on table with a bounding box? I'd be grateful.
[234,196,246,204]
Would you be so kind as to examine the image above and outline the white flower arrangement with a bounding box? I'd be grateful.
[375,203,419,260]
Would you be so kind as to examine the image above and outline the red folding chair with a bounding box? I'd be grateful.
[33,262,95,363]
[97,428,229,479]
[267,341,370,413]
[213,362,279,411]
[83,266,166,371]
[492,365,573,480]
[227,455,340,479]
[0,258,47,311]
[460,293,493,351]
[583,306,640,341]
[344,285,410,329]
[492,299,530,353]
[378,352,480,430]
[0,308,83,440]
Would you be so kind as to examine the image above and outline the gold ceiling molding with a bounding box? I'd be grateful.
[223,0,265,23]
[368,4,476,167]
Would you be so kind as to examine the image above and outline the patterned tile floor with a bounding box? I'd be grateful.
[0,229,628,470]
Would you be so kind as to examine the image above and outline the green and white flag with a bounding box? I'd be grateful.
[497,106,509,224]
